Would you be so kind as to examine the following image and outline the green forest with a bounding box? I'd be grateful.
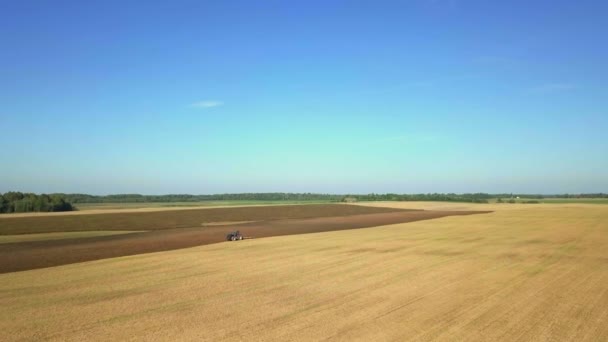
[1,191,607,214]
[0,192,74,213]
[58,192,493,203]
[57,192,608,204]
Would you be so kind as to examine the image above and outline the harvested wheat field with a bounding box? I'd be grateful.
[1,203,608,341]
[0,204,485,273]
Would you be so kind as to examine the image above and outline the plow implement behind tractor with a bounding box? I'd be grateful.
[225,230,253,241]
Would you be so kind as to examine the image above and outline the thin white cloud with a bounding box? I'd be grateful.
[190,100,224,108]
[528,83,579,94]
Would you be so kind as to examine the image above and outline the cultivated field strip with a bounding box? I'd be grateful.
[0,231,143,244]
[1,205,607,341]
[0,204,406,235]
[0,210,484,273]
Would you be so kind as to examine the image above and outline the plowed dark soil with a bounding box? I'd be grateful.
[0,204,406,235]
[0,208,488,273]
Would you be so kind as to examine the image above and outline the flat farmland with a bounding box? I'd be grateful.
[0,204,408,234]
[0,204,484,273]
[0,231,143,244]
[1,203,607,341]
[74,200,336,211]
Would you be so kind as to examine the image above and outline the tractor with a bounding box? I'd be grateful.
[226,230,243,241]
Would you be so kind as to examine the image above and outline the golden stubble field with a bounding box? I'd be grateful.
[1,203,608,341]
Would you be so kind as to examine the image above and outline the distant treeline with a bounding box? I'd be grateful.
[45,192,608,204]
[0,192,74,213]
[553,193,608,198]
[2,192,607,214]
[348,193,492,203]
[50,192,497,204]
[60,193,344,203]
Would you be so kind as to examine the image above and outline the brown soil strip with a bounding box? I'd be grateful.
[0,210,489,273]
[0,204,407,235]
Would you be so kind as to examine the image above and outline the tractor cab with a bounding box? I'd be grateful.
[226,230,243,241]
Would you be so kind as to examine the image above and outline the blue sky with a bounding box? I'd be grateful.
[1,0,606,194]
